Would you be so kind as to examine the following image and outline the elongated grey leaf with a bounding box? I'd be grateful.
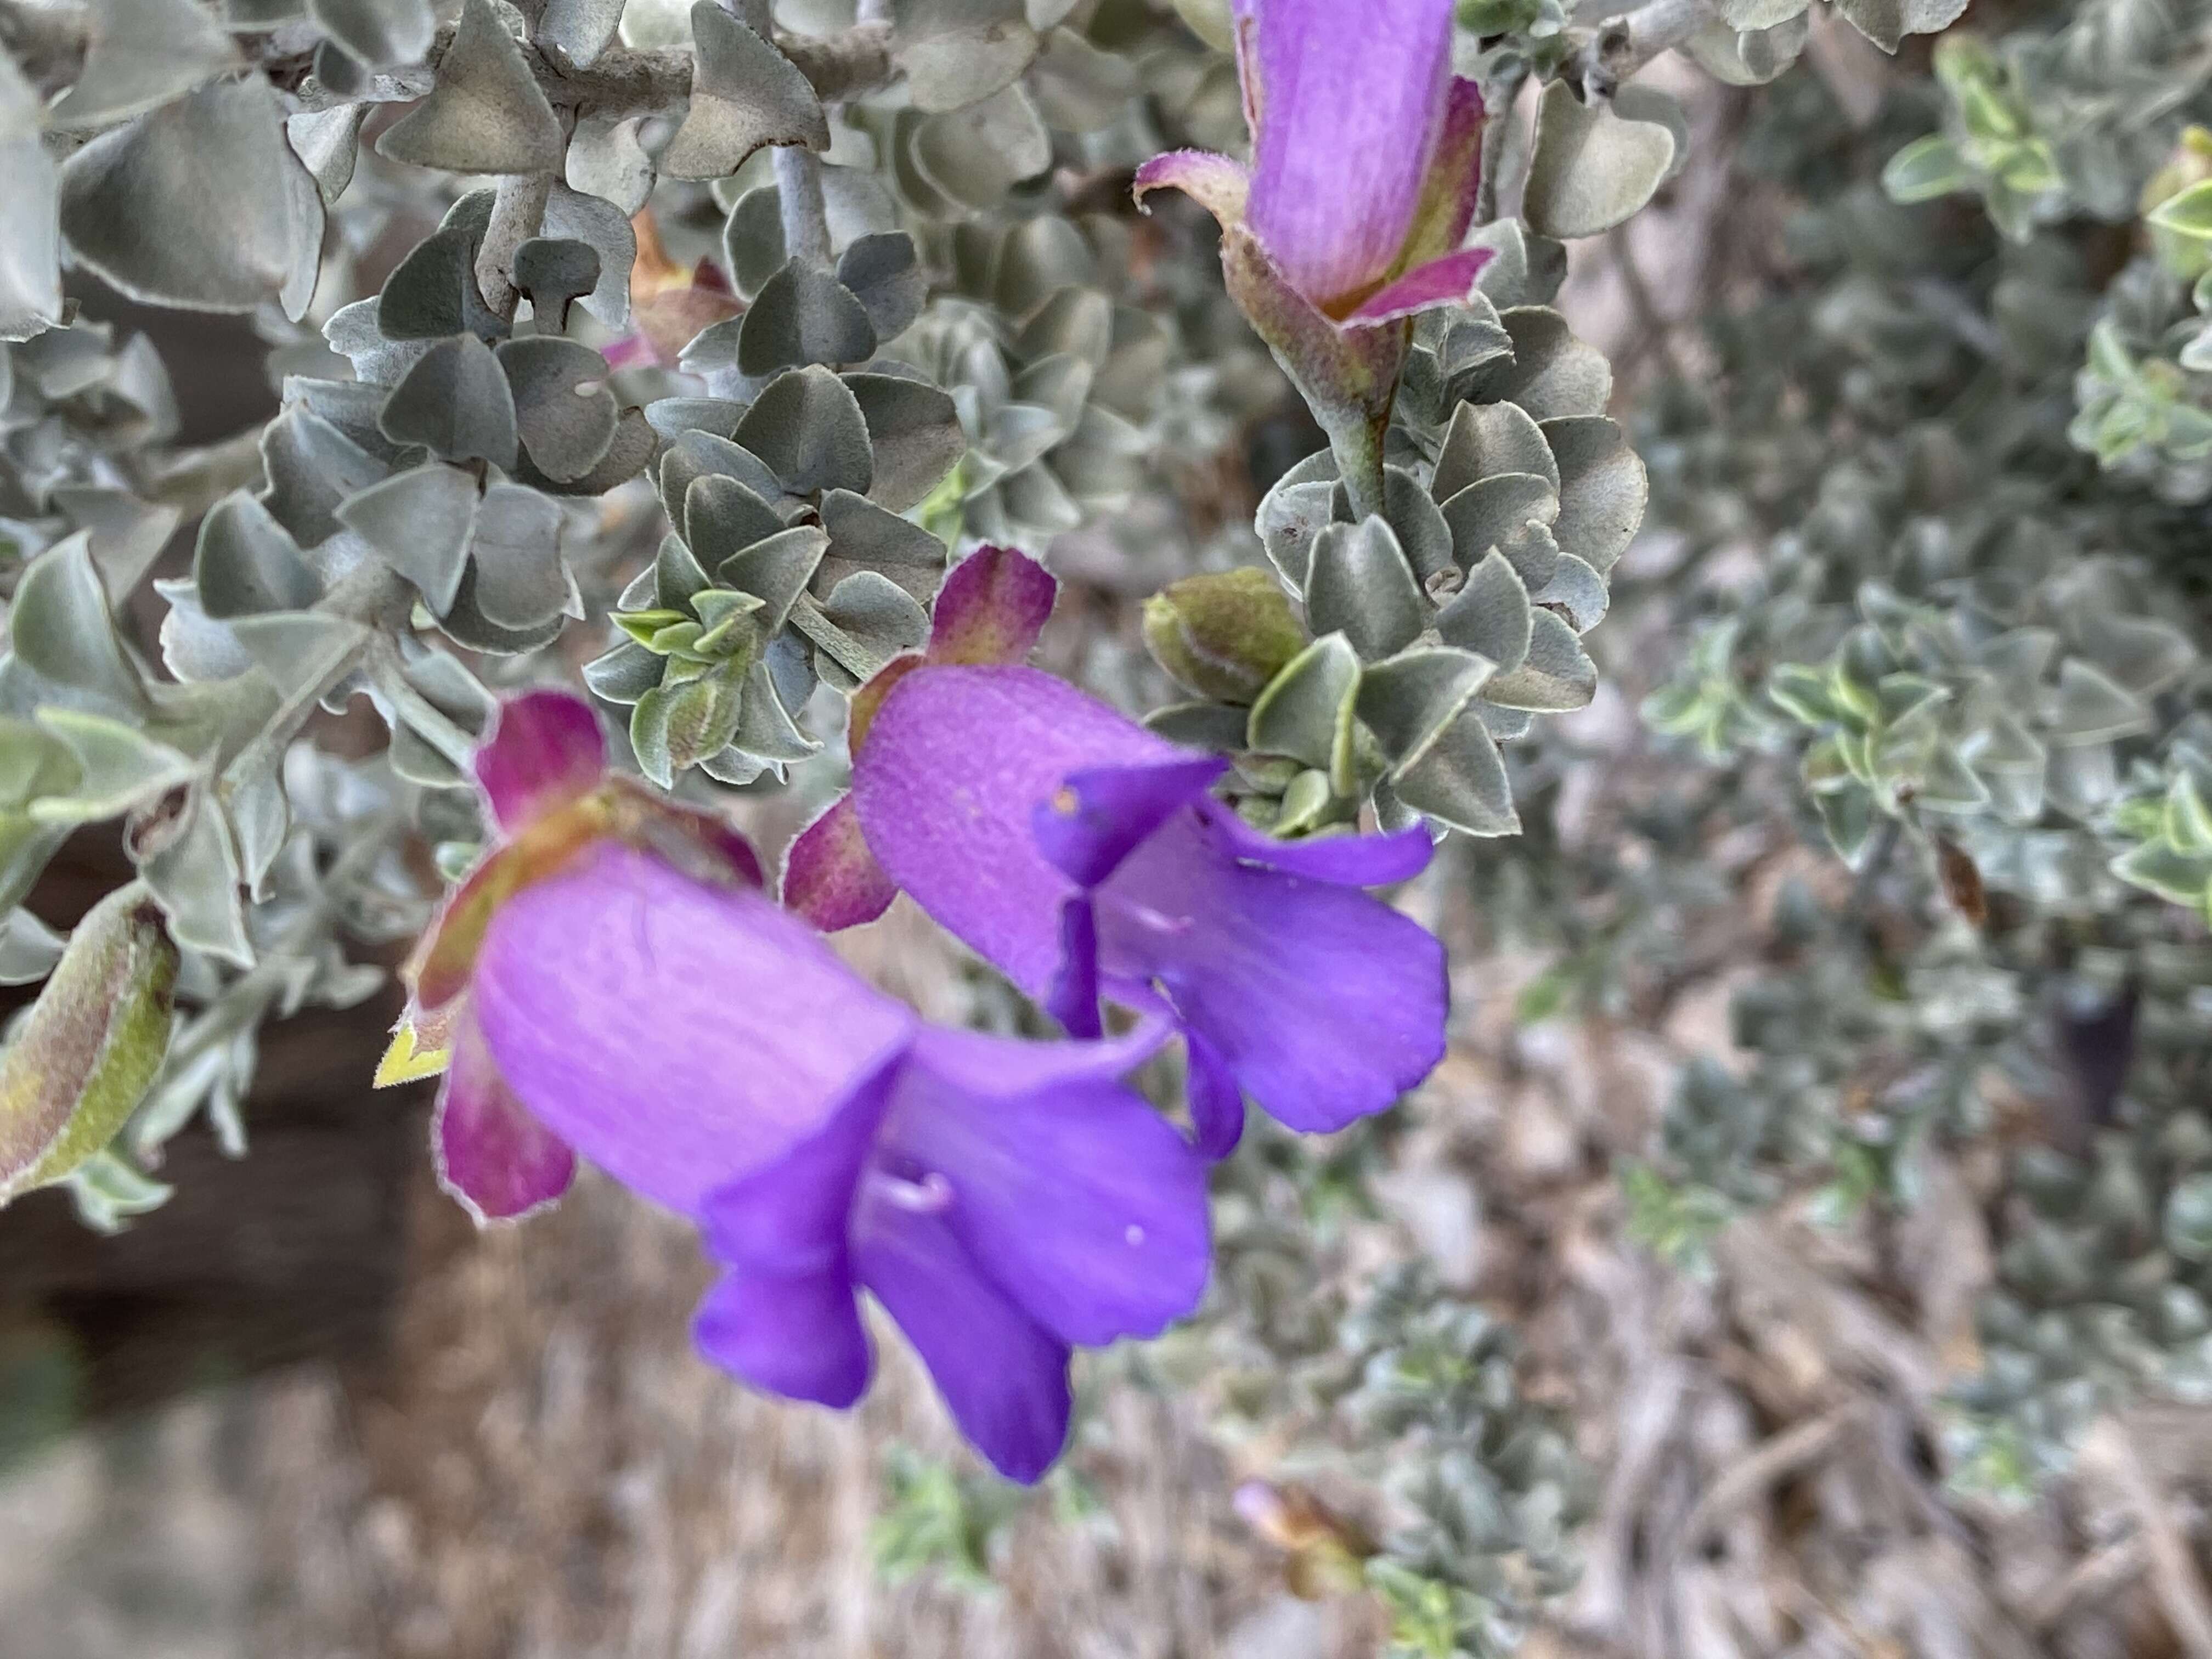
[1523,81,1678,241]
[735,366,874,498]
[379,334,520,469]
[61,77,325,319]
[0,55,62,340]
[737,259,879,376]
[309,0,435,69]
[376,0,563,173]
[539,184,636,330]
[287,103,371,207]
[498,336,619,482]
[47,0,240,130]
[335,462,480,614]
[195,490,324,620]
[1306,518,1425,663]
[661,0,828,180]
[11,538,146,716]
[893,0,1041,112]
[848,373,963,512]
[467,484,569,630]
[539,0,627,66]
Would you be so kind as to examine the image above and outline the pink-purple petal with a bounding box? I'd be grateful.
[925,545,1059,669]
[1046,895,1103,1039]
[1396,76,1487,272]
[854,665,1186,995]
[1342,247,1497,325]
[879,1036,1212,1348]
[471,842,916,1219]
[854,1203,1072,1485]
[1200,797,1435,886]
[1031,756,1227,888]
[475,688,608,833]
[1101,814,1449,1133]
[1183,1024,1248,1159]
[1132,149,1251,228]
[432,1007,577,1223]
[1238,0,1457,312]
[782,794,896,932]
[694,1267,872,1408]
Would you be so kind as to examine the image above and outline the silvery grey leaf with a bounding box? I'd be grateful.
[227,762,289,899]
[980,402,1069,475]
[660,0,828,179]
[539,0,627,67]
[195,490,324,619]
[735,366,873,498]
[1383,466,1455,586]
[911,83,1052,211]
[1015,285,1113,367]
[1830,0,1966,52]
[53,487,180,606]
[1436,549,1533,674]
[1357,647,1496,760]
[47,0,240,130]
[2071,608,2194,698]
[1482,608,1597,712]
[314,40,371,99]
[388,721,469,788]
[1496,518,1562,591]
[378,334,519,469]
[377,190,501,340]
[1433,400,1559,500]
[698,746,769,786]
[1144,702,1250,752]
[0,909,67,986]
[259,407,390,547]
[400,646,497,733]
[1440,472,1559,573]
[511,404,655,496]
[309,0,435,70]
[654,532,713,608]
[376,0,564,173]
[60,76,324,319]
[228,611,372,698]
[1025,25,1136,132]
[1530,551,1609,634]
[1391,705,1517,837]
[721,524,829,630]
[2048,659,2152,744]
[893,0,1040,112]
[730,657,819,761]
[467,483,568,630]
[512,238,602,330]
[646,397,748,444]
[284,375,422,466]
[437,561,573,654]
[566,113,654,216]
[154,577,255,682]
[1466,219,1566,311]
[996,464,1083,535]
[584,639,663,704]
[724,185,789,298]
[1048,406,1147,506]
[819,163,900,252]
[0,53,63,341]
[287,104,371,207]
[497,336,619,482]
[1717,0,1805,23]
[140,790,252,967]
[820,570,929,658]
[11,537,148,715]
[1523,81,1677,241]
[1248,633,1362,782]
[836,233,928,343]
[1257,465,1340,595]
[539,184,635,330]
[676,313,748,376]
[736,259,879,376]
[685,472,786,568]
[335,461,479,614]
[820,488,945,598]
[29,709,195,825]
[848,373,964,511]
[663,430,793,518]
[1543,416,1645,574]
[1685,15,1809,83]
[1462,308,1612,421]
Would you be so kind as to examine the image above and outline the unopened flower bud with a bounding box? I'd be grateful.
[1143,568,1307,704]
[0,887,178,1205]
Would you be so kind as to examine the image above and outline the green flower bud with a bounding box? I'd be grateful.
[1142,568,1307,705]
[0,887,178,1205]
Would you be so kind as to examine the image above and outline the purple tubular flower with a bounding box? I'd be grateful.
[1133,0,1488,513]
[472,843,1209,1482]
[851,664,1447,1158]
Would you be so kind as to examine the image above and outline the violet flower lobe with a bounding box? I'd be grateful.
[1135,0,1488,515]
[785,549,1448,1159]
[386,687,1210,1482]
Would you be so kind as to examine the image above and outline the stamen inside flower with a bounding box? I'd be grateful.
[868,1169,953,1214]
